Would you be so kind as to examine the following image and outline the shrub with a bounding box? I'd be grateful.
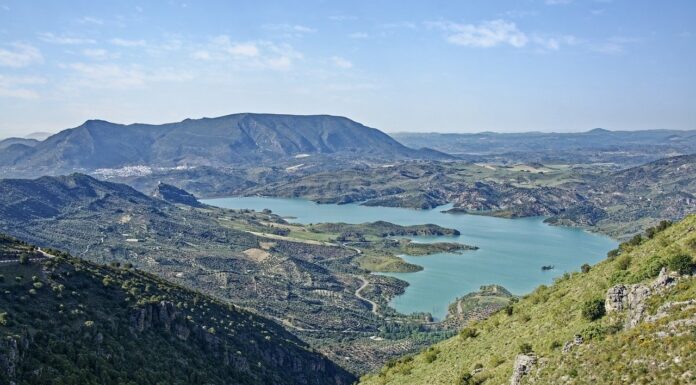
[18,254,29,265]
[607,249,620,259]
[460,327,478,339]
[423,347,440,363]
[518,342,533,354]
[627,234,643,246]
[616,256,631,270]
[0,312,8,326]
[668,254,694,275]
[581,264,591,273]
[549,340,562,350]
[581,298,606,321]
[504,304,514,316]
[458,373,474,385]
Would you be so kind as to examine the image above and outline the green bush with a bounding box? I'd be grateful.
[460,327,478,339]
[607,249,620,259]
[423,347,440,363]
[581,298,605,321]
[581,264,591,273]
[627,234,643,246]
[668,254,694,275]
[616,256,631,270]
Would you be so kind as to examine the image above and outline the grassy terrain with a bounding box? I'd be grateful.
[359,215,696,385]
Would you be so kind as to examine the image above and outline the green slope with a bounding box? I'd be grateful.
[0,235,354,385]
[359,216,696,385]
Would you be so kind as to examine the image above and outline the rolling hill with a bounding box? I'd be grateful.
[0,113,448,177]
[358,215,696,385]
[393,129,696,165]
[0,234,354,385]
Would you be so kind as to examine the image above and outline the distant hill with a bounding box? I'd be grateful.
[0,137,38,150]
[24,131,53,140]
[0,113,449,177]
[393,129,696,165]
[0,234,354,385]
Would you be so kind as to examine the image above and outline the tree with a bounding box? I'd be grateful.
[581,263,591,273]
[581,298,605,321]
[668,254,694,275]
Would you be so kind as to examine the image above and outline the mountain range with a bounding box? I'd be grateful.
[393,128,696,165]
[0,113,447,177]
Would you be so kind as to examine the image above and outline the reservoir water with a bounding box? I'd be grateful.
[202,196,618,319]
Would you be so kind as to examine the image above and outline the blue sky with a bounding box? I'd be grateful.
[0,0,694,137]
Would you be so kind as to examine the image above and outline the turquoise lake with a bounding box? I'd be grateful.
[202,196,618,320]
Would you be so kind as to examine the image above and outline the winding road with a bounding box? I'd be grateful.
[355,275,379,314]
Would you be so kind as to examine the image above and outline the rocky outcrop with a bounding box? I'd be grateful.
[0,334,29,382]
[652,267,677,290]
[605,284,629,312]
[562,334,583,353]
[151,182,203,207]
[130,300,180,334]
[606,268,686,329]
[127,301,353,384]
[605,283,652,328]
[510,354,537,385]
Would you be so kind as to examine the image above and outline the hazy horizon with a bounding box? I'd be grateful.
[1,0,695,137]
[3,112,696,141]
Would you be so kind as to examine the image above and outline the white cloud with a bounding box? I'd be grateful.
[38,32,96,45]
[65,62,193,89]
[110,38,147,47]
[545,0,573,5]
[531,34,579,51]
[432,20,528,48]
[78,16,104,25]
[227,43,260,57]
[331,56,353,69]
[196,36,302,70]
[67,63,146,88]
[263,24,316,35]
[192,50,211,60]
[329,15,357,21]
[590,36,640,54]
[348,32,369,39]
[82,48,119,60]
[0,75,46,99]
[0,43,43,67]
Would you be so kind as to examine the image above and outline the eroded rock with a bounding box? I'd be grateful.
[510,353,537,385]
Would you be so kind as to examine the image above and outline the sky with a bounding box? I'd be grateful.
[0,0,694,138]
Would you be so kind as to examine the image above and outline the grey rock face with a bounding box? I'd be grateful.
[562,334,584,353]
[510,354,537,385]
[625,284,651,328]
[605,284,629,313]
[605,283,652,328]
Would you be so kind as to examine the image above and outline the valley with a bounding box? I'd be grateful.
[0,114,694,379]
